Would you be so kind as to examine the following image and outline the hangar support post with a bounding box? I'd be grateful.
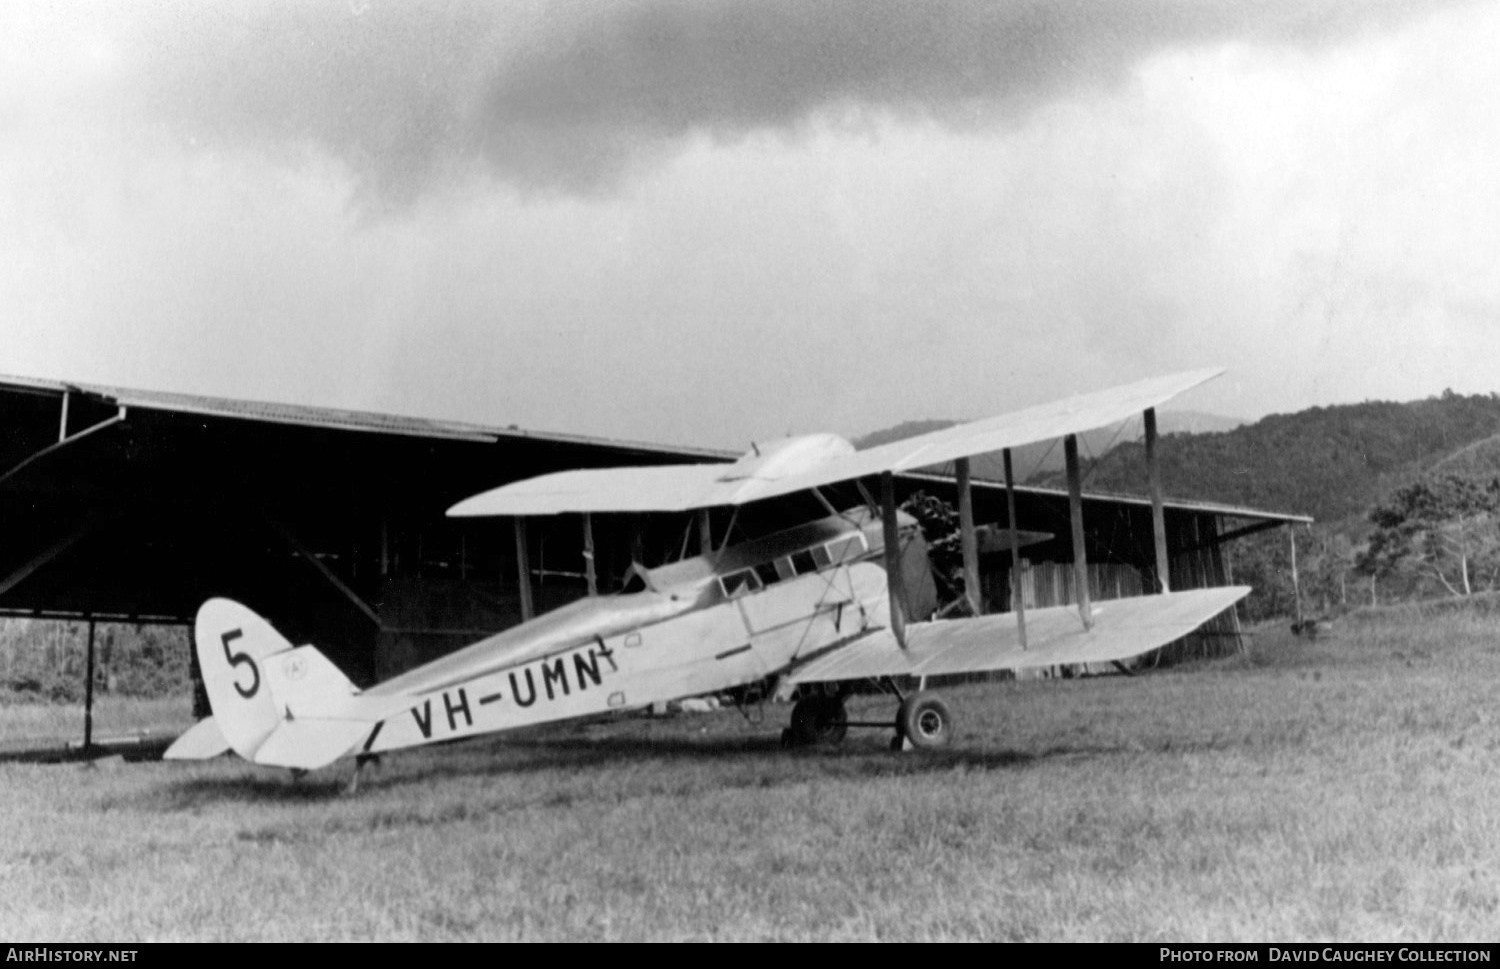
[83,619,96,753]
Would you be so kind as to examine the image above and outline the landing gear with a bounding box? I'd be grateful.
[782,694,849,747]
[344,753,381,795]
[778,684,955,752]
[894,691,953,750]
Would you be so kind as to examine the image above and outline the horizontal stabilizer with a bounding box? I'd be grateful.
[163,716,231,760]
[251,719,374,771]
[783,586,1250,684]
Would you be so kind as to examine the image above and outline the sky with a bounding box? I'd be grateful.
[3,0,1498,451]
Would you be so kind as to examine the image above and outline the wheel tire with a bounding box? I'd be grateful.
[788,695,849,747]
[897,691,953,750]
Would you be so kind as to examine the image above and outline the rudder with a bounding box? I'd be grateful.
[194,598,294,761]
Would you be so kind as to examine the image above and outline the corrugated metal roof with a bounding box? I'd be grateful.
[0,373,1309,523]
[0,373,732,458]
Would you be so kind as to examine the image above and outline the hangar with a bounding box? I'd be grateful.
[0,374,1310,734]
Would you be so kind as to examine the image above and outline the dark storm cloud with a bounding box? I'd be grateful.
[134,0,1456,199]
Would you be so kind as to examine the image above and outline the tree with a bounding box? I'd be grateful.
[1359,474,1500,598]
[1304,531,1358,614]
[1229,530,1298,621]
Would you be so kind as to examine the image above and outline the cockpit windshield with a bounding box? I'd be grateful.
[715,530,869,600]
[719,568,762,598]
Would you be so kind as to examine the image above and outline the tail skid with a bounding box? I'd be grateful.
[183,598,380,771]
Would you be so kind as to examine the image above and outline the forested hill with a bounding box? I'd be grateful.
[1038,391,1500,524]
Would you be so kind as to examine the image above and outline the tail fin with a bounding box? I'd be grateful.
[195,598,290,761]
[194,598,367,769]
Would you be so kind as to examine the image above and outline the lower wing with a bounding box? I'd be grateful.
[782,586,1250,684]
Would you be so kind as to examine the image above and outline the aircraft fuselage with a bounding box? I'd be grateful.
[358,508,909,754]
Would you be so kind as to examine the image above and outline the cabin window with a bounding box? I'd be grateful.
[720,569,762,598]
[824,534,868,564]
[790,550,819,575]
[753,562,781,587]
[774,557,796,581]
[810,546,833,569]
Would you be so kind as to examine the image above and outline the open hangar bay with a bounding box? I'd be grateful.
[0,373,1308,737]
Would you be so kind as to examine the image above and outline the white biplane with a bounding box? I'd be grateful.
[166,369,1249,783]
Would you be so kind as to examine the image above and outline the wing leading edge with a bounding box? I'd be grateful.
[448,368,1224,517]
[756,367,1224,503]
[447,463,731,516]
[781,586,1251,685]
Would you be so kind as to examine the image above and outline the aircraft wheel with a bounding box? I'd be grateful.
[897,692,953,750]
[788,695,849,746]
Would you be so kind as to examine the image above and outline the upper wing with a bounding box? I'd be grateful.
[447,463,732,515]
[743,368,1223,505]
[781,586,1250,684]
[449,368,1222,517]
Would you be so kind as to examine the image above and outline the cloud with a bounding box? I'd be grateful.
[105,0,1460,200]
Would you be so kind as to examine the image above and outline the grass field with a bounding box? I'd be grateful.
[3,603,1499,941]
[0,695,194,754]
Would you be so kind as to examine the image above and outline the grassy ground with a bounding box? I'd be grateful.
[2,604,1499,941]
[0,695,194,752]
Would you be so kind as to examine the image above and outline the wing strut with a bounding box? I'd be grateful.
[716,505,742,554]
[1003,447,1028,649]
[629,515,645,564]
[698,508,714,557]
[1144,407,1170,593]
[514,518,534,620]
[810,487,840,517]
[879,471,908,649]
[1063,434,1093,630]
[955,457,981,616]
[582,512,598,596]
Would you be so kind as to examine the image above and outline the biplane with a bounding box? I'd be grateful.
[166,369,1249,782]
